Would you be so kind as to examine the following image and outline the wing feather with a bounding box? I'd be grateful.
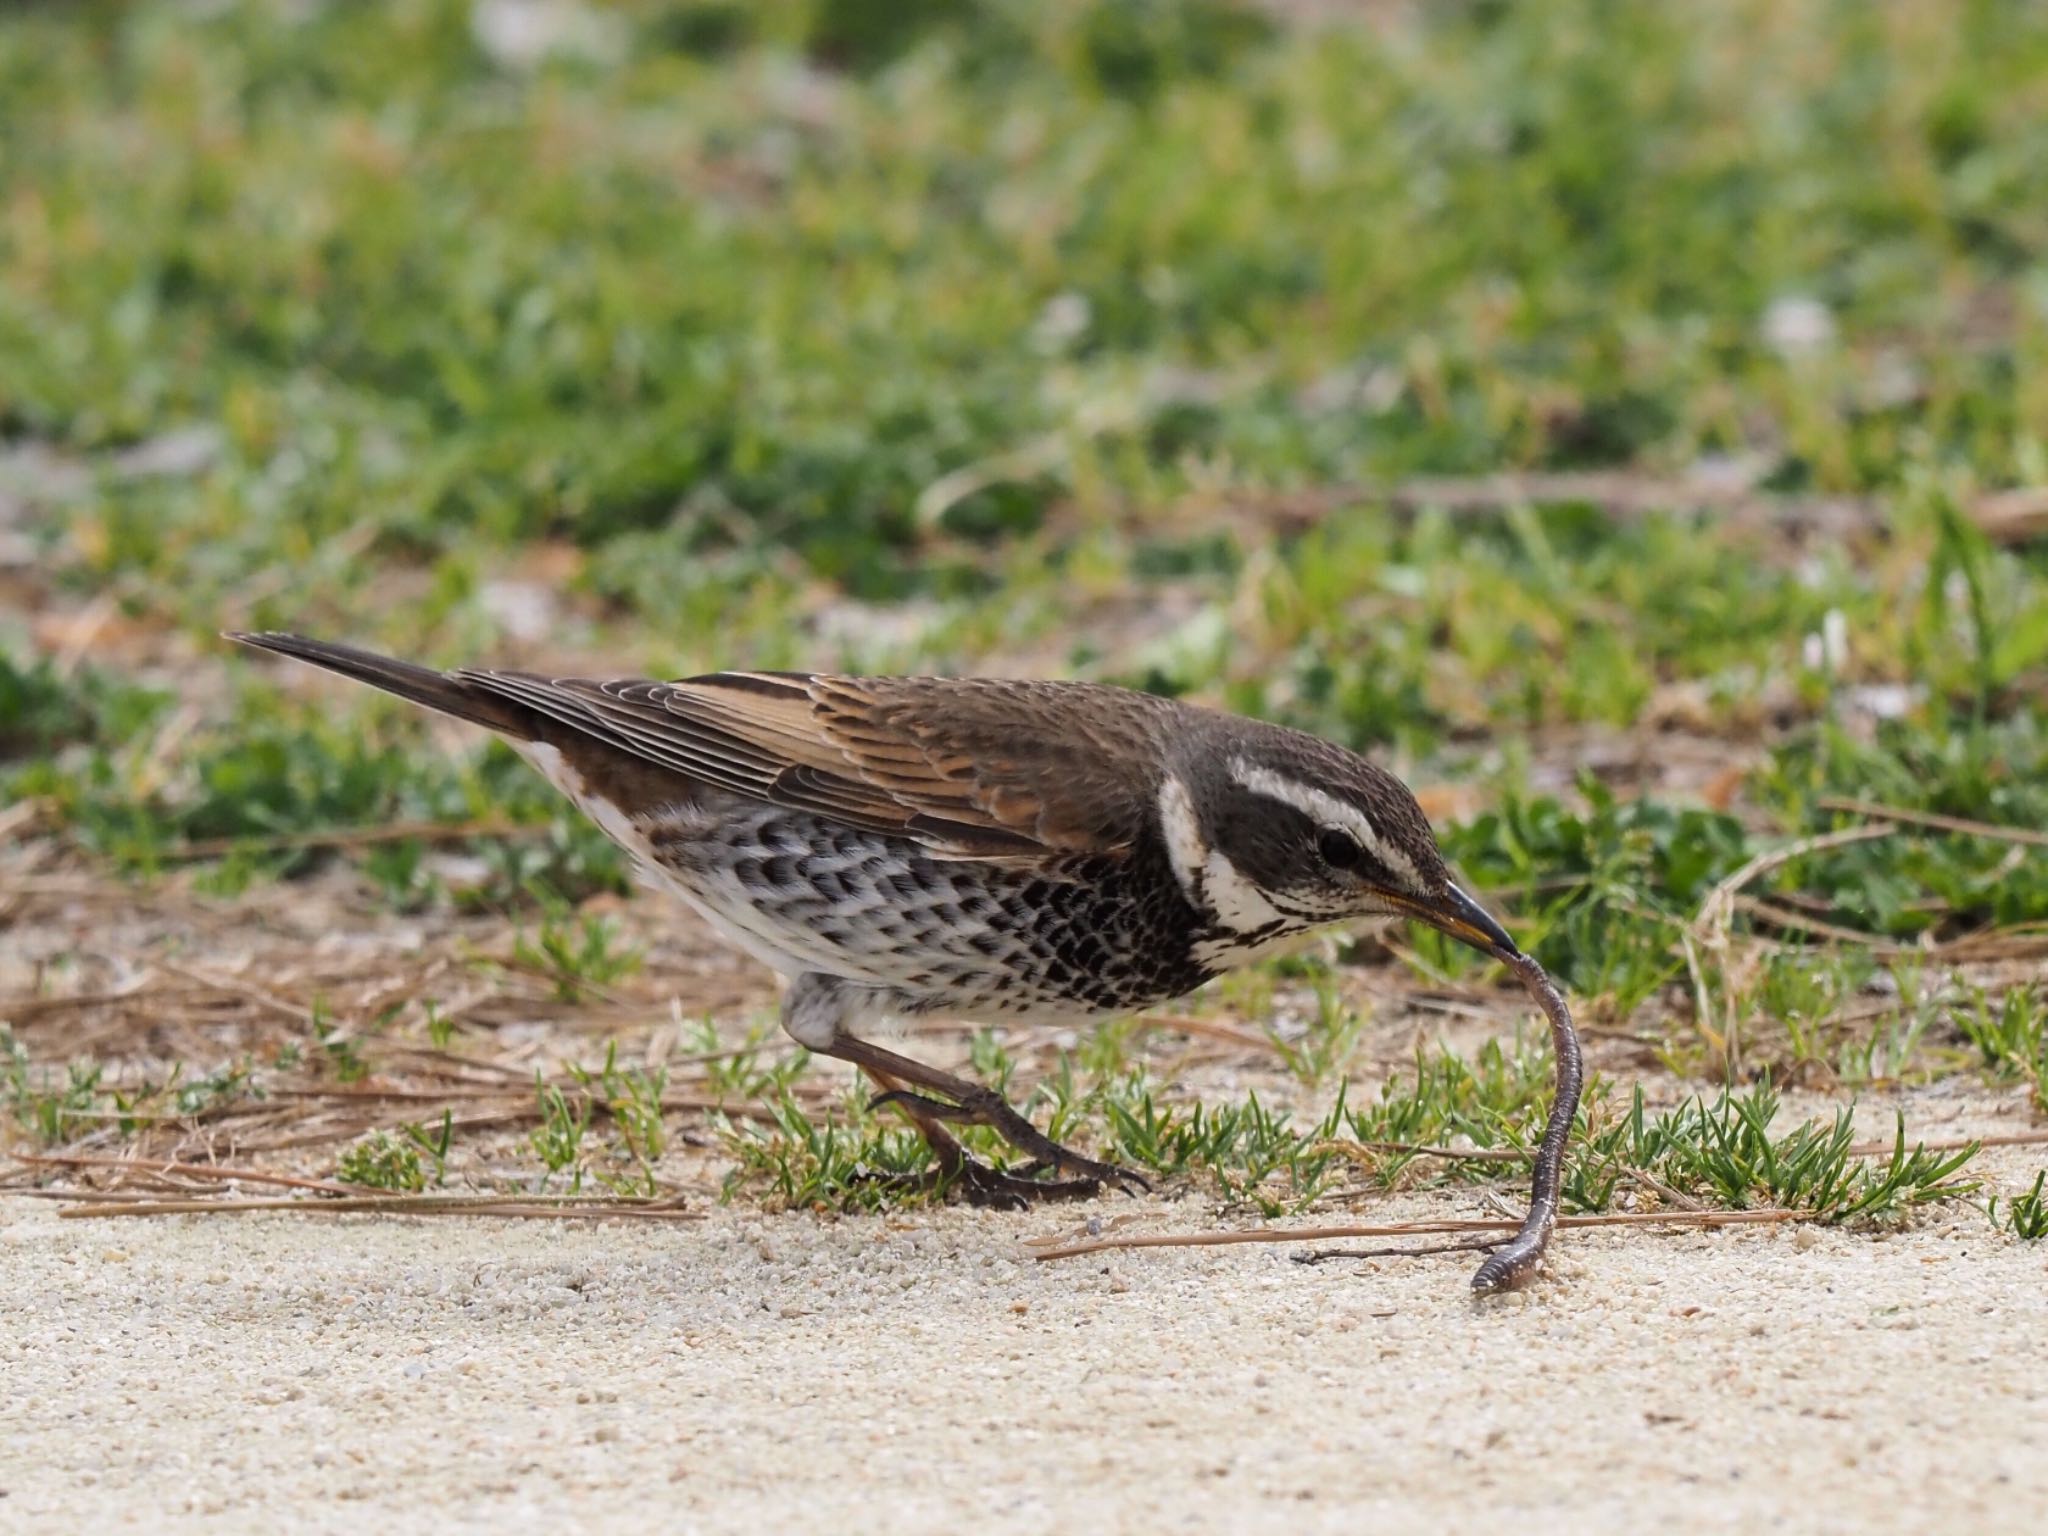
[459,667,1178,859]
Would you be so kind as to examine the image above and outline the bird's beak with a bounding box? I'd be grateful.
[1380,882,1520,961]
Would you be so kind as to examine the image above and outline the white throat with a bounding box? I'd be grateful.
[1155,773,1287,934]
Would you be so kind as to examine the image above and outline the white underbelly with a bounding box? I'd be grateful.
[514,741,926,989]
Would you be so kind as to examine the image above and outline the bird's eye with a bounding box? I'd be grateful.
[1317,829,1363,871]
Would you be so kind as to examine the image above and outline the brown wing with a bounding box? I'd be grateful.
[455,667,1178,860]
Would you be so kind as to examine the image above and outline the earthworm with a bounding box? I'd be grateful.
[1470,951,1584,1294]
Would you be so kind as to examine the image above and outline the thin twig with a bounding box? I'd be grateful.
[261,1084,790,1120]
[1173,473,1882,540]
[0,986,163,1022]
[1134,1013,1289,1053]
[1295,1238,1497,1265]
[1901,1130,2048,1153]
[1732,895,1918,954]
[1029,1207,1807,1262]
[1928,925,2048,962]
[1694,822,1899,940]
[1624,1165,1705,1211]
[162,818,536,860]
[1819,796,2048,849]
[1315,1139,1526,1166]
[12,1152,366,1196]
[153,961,316,1024]
[1200,472,2047,547]
[55,1193,701,1220]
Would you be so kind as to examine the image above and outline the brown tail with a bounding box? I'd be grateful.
[224,632,537,739]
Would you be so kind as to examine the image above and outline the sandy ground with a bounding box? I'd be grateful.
[5,1165,2045,1536]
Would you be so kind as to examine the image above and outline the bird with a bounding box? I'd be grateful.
[226,632,1579,1287]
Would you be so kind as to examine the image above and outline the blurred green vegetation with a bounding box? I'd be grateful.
[3,0,2046,1017]
[6,1,2046,617]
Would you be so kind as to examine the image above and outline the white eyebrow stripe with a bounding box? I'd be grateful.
[1228,759,1424,890]
[1157,773,1289,933]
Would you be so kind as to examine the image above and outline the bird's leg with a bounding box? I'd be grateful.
[786,976,1080,1207]
[782,974,1148,1202]
[851,1065,1082,1210]
[857,1064,969,1178]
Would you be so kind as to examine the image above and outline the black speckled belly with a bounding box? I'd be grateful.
[643,805,1238,1020]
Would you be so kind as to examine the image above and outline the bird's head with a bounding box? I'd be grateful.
[1157,725,1517,961]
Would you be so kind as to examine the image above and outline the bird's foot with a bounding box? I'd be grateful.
[867,1088,1151,1198]
[849,1152,1106,1210]
[952,1158,1105,1208]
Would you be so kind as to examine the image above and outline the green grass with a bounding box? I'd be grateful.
[567,1043,671,1194]
[0,651,170,759]
[3,1,2044,662]
[714,1035,1978,1224]
[528,1076,596,1192]
[1956,984,2047,1113]
[1582,1087,1978,1222]
[337,1129,430,1193]
[1992,1171,2048,1240]
[718,1089,939,1212]
[512,909,645,1002]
